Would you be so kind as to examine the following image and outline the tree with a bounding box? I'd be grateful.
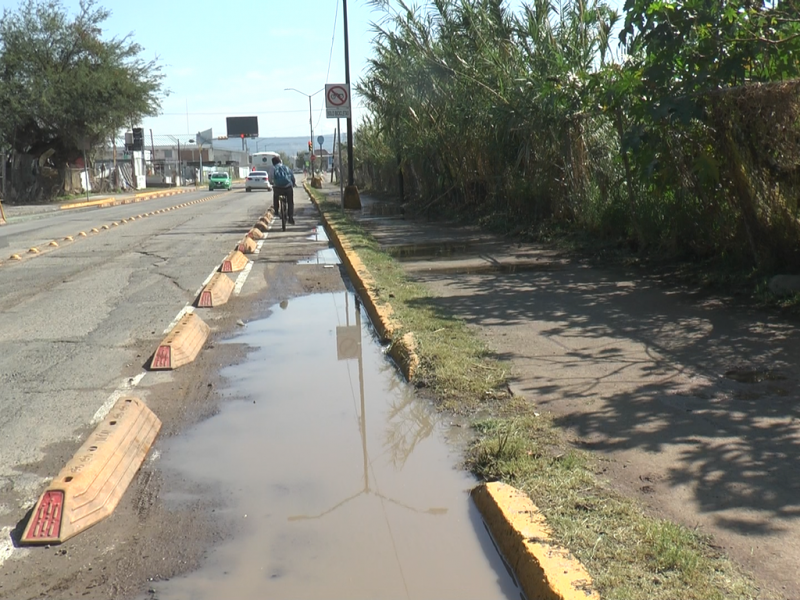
[0,0,165,202]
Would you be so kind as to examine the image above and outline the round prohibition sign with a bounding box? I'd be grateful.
[326,85,349,107]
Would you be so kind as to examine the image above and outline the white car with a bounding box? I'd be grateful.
[245,171,272,192]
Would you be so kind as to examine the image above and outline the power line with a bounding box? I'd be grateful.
[316,0,340,132]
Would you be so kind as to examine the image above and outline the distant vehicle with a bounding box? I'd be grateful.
[250,152,280,182]
[292,168,302,174]
[245,170,272,192]
[208,172,232,191]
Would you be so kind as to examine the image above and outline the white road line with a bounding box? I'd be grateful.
[162,305,195,335]
[233,261,254,296]
[254,238,265,255]
[92,372,147,424]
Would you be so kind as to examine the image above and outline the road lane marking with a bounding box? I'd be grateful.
[233,261,254,296]
[163,305,195,335]
[91,372,147,424]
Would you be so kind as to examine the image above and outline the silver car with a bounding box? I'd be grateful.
[245,170,272,192]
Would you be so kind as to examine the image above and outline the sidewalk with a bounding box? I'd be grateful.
[320,180,800,598]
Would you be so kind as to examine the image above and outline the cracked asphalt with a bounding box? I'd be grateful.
[0,187,267,531]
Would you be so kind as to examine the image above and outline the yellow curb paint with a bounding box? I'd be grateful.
[472,482,599,600]
[305,183,418,382]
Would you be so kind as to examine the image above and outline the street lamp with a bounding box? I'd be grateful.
[285,87,324,176]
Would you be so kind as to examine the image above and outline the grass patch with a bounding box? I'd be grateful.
[466,413,769,600]
[308,186,772,600]
[308,188,508,412]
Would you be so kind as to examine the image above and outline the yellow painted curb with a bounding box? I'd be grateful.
[237,236,257,254]
[220,250,249,273]
[21,396,161,545]
[196,272,235,308]
[59,196,115,210]
[150,312,210,370]
[305,184,420,381]
[471,482,599,600]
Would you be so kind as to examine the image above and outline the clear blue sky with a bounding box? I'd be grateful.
[1,0,625,140]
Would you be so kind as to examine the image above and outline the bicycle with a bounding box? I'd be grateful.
[277,192,288,231]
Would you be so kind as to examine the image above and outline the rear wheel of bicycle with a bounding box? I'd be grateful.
[280,198,287,231]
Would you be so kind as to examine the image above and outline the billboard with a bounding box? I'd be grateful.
[226,117,259,138]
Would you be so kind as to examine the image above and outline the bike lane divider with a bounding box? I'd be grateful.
[20,397,162,545]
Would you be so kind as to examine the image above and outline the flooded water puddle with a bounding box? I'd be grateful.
[306,225,330,242]
[298,247,341,265]
[147,293,519,600]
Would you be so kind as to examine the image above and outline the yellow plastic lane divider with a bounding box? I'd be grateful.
[150,312,210,370]
[20,396,161,545]
[471,482,599,600]
[196,272,235,308]
[220,250,248,273]
[28,247,39,254]
[48,241,58,247]
[247,227,266,240]
[237,237,257,254]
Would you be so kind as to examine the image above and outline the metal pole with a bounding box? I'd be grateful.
[338,119,344,203]
[343,0,355,187]
[177,139,181,186]
[1,149,6,202]
[309,95,314,177]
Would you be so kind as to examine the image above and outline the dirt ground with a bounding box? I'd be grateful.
[345,186,800,600]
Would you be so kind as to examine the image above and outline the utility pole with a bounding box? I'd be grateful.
[342,0,361,209]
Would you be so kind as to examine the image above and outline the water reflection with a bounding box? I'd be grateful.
[290,296,445,521]
[147,292,518,600]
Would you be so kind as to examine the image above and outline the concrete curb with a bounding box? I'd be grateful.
[59,187,194,211]
[472,482,599,600]
[305,183,420,381]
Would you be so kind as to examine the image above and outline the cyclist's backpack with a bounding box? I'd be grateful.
[273,163,292,187]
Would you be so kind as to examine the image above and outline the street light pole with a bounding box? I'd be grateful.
[285,87,324,179]
[342,0,361,209]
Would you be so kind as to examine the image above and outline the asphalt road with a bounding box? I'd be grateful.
[0,185,276,569]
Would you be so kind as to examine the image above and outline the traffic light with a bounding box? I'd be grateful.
[131,127,144,151]
[308,140,313,152]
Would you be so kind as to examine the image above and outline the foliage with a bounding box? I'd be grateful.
[0,0,164,201]
[356,0,800,269]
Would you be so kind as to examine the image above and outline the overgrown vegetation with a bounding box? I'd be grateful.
[355,0,800,271]
[309,185,770,599]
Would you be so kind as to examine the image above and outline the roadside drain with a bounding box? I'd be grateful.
[148,292,519,600]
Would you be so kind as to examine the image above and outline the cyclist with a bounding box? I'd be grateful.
[271,156,296,225]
